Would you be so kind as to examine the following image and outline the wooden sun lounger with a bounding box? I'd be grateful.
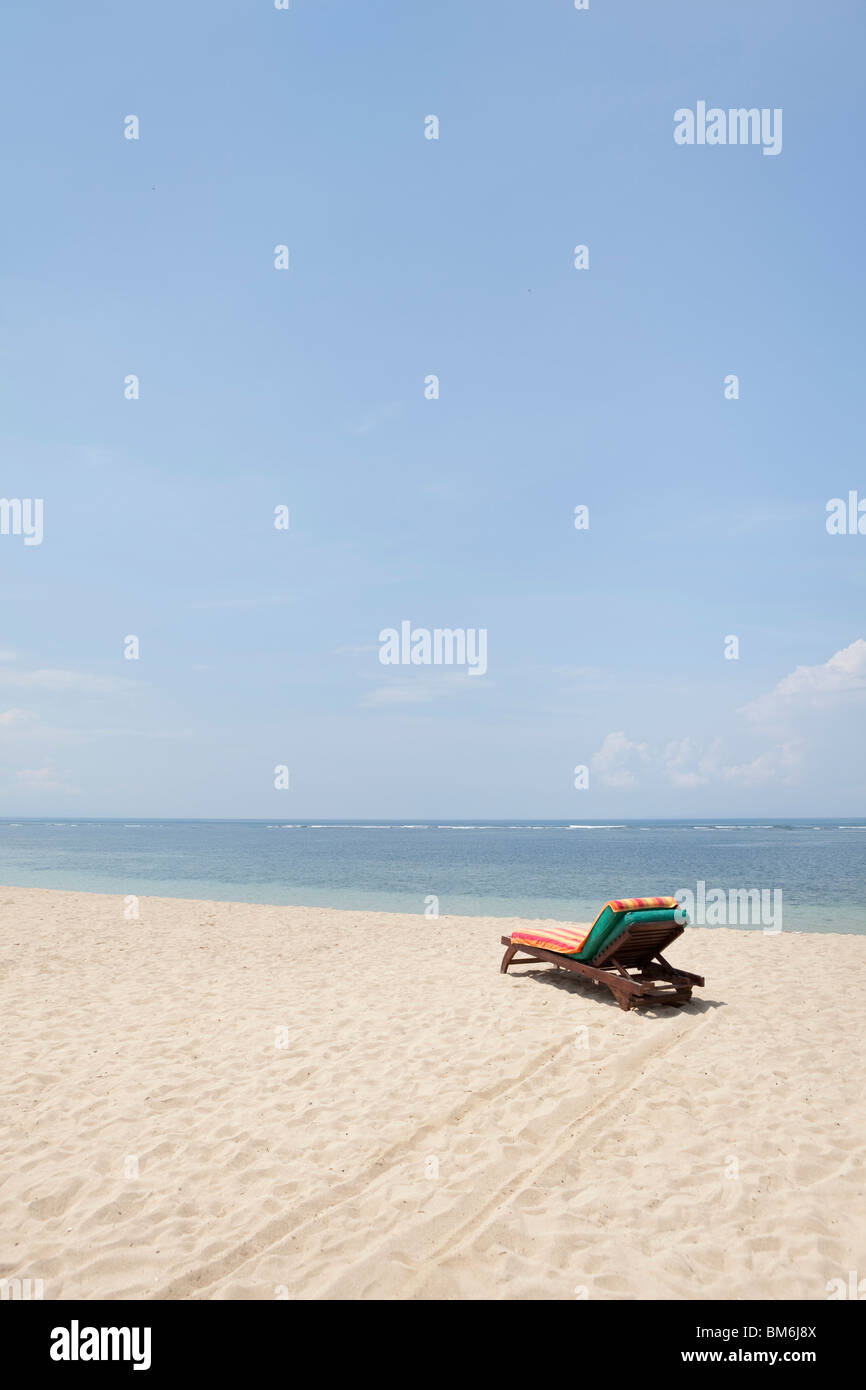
[499,919,704,1011]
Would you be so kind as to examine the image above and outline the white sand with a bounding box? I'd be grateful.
[1,885,863,1300]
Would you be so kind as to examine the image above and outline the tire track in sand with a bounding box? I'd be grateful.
[309,1003,712,1297]
[155,999,708,1299]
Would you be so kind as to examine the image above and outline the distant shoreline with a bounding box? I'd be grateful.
[1,817,865,827]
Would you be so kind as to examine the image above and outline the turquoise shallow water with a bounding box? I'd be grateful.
[0,818,864,933]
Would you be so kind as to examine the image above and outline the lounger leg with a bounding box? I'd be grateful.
[500,943,519,974]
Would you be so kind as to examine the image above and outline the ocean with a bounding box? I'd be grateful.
[0,818,864,933]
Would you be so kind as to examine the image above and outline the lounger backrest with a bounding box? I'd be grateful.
[593,914,686,968]
[566,897,682,962]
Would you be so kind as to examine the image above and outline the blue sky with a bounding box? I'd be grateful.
[0,0,864,817]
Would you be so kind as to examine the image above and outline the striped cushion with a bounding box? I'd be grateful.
[603,897,679,914]
[510,923,594,954]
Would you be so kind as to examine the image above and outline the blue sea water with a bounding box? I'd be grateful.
[0,819,864,933]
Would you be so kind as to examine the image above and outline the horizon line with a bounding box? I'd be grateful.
[0,816,863,825]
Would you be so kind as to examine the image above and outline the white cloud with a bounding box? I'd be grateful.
[593,731,801,790]
[362,674,488,707]
[591,642,864,793]
[662,737,724,788]
[555,665,620,694]
[347,402,401,435]
[15,764,77,793]
[719,742,801,787]
[189,596,294,611]
[741,639,866,723]
[0,708,37,726]
[592,731,651,788]
[0,669,131,693]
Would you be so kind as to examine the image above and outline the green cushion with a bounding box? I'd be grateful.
[565,903,618,960]
[621,908,682,927]
[566,906,683,962]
